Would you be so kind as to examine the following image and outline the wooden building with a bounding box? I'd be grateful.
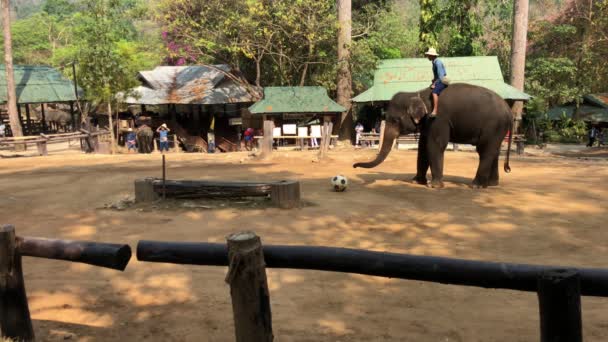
[122,65,260,152]
[0,65,82,136]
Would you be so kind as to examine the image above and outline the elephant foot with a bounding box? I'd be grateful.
[412,176,428,185]
[488,179,499,187]
[470,179,489,189]
[428,180,444,189]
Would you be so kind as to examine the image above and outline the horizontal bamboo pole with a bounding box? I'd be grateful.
[137,241,608,297]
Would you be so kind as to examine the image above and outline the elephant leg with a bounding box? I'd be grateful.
[414,134,429,185]
[489,154,500,186]
[428,140,448,188]
[472,145,499,188]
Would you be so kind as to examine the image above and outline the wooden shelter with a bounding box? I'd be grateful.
[121,65,260,152]
[0,65,82,136]
[248,86,345,151]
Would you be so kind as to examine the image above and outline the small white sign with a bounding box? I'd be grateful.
[273,127,282,137]
[283,124,297,135]
[229,118,243,126]
[311,125,322,137]
[298,127,308,137]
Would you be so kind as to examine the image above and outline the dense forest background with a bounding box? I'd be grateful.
[1,0,606,140]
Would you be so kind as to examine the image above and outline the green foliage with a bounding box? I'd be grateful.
[43,0,76,18]
[436,0,483,56]
[2,13,53,64]
[537,113,587,143]
[351,4,418,91]
[71,0,144,103]
[525,57,582,107]
[419,0,439,52]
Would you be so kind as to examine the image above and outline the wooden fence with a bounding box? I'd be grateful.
[137,232,608,342]
[0,129,111,155]
[1,227,604,341]
[0,225,131,341]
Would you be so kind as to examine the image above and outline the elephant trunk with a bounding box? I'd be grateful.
[353,122,400,168]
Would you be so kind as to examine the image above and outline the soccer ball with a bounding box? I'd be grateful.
[331,175,348,192]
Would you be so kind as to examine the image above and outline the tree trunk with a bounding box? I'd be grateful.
[2,0,24,142]
[509,0,529,134]
[107,102,116,154]
[336,0,353,143]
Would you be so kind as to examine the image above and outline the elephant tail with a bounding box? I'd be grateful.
[504,120,513,173]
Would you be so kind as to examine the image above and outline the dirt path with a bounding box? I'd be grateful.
[1,150,607,341]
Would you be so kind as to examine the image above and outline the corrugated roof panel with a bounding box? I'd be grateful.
[124,65,257,105]
[249,86,345,114]
[0,65,81,103]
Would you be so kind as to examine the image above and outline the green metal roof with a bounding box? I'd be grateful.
[249,86,345,114]
[352,56,531,103]
[0,65,81,104]
[547,105,608,123]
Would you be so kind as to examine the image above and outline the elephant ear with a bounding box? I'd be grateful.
[409,96,428,123]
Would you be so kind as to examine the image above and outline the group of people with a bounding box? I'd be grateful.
[355,120,382,147]
[587,126,605,147]
[125,123,172,153]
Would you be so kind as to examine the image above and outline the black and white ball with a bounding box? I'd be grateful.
[331,175,348,192]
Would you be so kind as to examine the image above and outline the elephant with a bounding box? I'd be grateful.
[136,125,154,154]
[353,83,513,188]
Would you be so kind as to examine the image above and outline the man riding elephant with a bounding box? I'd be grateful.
[425,47,448,117]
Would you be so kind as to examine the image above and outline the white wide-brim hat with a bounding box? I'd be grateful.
[161,123,167,128]
[424,48,439,56]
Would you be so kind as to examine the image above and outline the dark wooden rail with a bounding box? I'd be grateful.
[17,236,131,271]
[0,225,132,341]
[136,240,608,296]
[137,234,593,341]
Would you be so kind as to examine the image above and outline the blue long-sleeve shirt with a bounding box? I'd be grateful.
[432,59,447,84]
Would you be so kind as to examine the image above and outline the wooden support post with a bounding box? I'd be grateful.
[378,120,387,148]
[270,180,300,209]
[261,120,273,158]
[173,135,180,153]
[70,102,75,132]
[318,117,333,159]
[517,140,524,155]
[17,104,25,134]
[36,139,48,156]
[537,269,582,342]
[0,225,34,341]
[134,178,160,203]
[225,232,273,342]
[41,103,47,133]
[25,104,32,135]
[162,155,166,200]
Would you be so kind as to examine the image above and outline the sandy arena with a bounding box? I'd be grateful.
[1,148,607,341]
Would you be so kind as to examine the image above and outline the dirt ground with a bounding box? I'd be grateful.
[1,148,607,341]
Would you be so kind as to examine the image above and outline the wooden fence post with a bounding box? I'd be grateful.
[261,120,274,158]
[537,269,582,342]
[319,117,333,159]
[0,225,34,341]
[270,180,300,209]
[225,232,273,342]
[378,120,386,148]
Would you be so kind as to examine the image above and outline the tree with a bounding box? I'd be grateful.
[419,0,439,51]
[438,0,482,56]
[337,0,353,142]
[2,0,24,141]
[72,0,142,153]
[509,0,529,132]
